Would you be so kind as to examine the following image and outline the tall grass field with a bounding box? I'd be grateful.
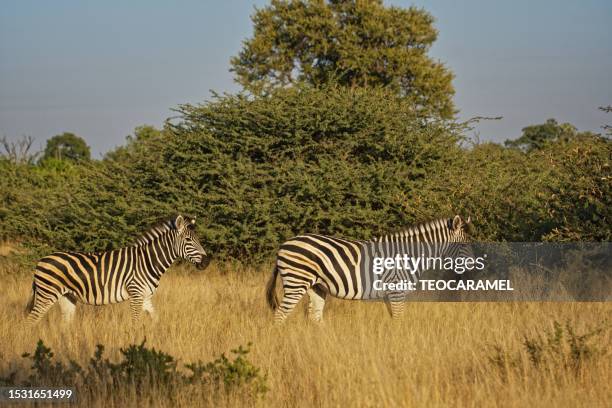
[0,258,609,407]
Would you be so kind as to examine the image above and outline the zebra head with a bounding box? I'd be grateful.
[446,215,474,274]
[174,215,210,270]
[449,215,472,242]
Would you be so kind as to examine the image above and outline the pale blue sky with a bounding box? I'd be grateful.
[1,0,611,156]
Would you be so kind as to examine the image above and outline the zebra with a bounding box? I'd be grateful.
[266,215,472,323]
[25,215,210,324]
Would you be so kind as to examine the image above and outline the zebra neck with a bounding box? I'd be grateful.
[139,232,179,279]
[374,220,453,250]
[373,227,454,259]
[375,238,446,258]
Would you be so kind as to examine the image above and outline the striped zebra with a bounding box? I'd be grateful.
[266,215,472,323]
[26,215,209,324]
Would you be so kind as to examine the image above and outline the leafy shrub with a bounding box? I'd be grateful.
[537,136,611,241]
[185,343,268,395]
[0,158,172,257]
[109,342,178,390]
[413,142,553,241]
[0,85,462,261]
[418,135,611,242]
[489,320,609,379]
[113,85,463,261]
[18,340,82,387]
[1,340,267,403]
[0,85,609,263]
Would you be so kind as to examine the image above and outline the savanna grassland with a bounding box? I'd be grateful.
[1,2,610,407]
[0,257,610,408]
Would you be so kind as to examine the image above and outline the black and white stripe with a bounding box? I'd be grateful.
[266,215,472,322]
[26,215,209,324]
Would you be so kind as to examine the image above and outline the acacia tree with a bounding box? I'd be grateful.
[104,125,164,162]
[231,0,456,119]
[505,119,598,152]
[42,132,91,162]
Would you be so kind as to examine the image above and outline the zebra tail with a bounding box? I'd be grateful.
[266,265,279,311]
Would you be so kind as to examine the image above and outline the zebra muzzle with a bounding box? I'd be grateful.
[197,255,211,270]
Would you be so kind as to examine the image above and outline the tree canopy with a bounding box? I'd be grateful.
[505,118,599,152]
[42,132,91,162]
[231,0,455,119]
[1,89,610,259]
[104,125,164,162]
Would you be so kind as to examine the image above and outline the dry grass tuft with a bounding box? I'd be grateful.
[0,241,22,257]
[0,262,610,407]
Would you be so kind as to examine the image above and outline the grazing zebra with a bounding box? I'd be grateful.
[25,215,210,324]
[266,215,472,323]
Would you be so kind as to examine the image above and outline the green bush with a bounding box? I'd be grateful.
[537,136,611,241]
[0,158,172,256]
[185,343,268,395]
[0,85,609,263]
[412,142,551,241]
[1,340,267,403]
[416,135,611,242]
[107,85,464,261]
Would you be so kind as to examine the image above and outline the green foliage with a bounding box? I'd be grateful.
[42,132,91,162]
[489,320,609,378]
[105,125,165,162]
[1,3,608,264]
[419,134,611,242]
[537,136,611,241]
[19,340,82,386]
[1,340,267,402]
[504,118,598,152]
[0,89,609,262]
[413,142,552,241]
[185,343,268,395]
[130,125,163,143]
[231,0,455,119]
[121,85,462,260]
[0,157,171,255]
[111,341,178,389]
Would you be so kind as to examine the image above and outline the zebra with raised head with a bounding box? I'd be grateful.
[26,215,210,324]
[266,215,472,323]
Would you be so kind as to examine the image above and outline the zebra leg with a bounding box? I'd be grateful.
[307,285,327,322]
[389,301,405,320]
[142,296,158,322]
[128,291,145,323]
[26,286,60,324]
[274,283,309,324]
[384,292,406,320]
[58,295,76,324]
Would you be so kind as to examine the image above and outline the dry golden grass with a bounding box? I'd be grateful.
[0,260,610,407]
[0,241,22,257]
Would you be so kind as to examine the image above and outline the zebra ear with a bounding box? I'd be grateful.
[452,215,463,231]
[466,216,472,225]
[175,215,186,231]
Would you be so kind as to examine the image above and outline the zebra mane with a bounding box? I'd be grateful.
[373,218,452,242]
[133,215,197,247]
[132,217,178,247]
